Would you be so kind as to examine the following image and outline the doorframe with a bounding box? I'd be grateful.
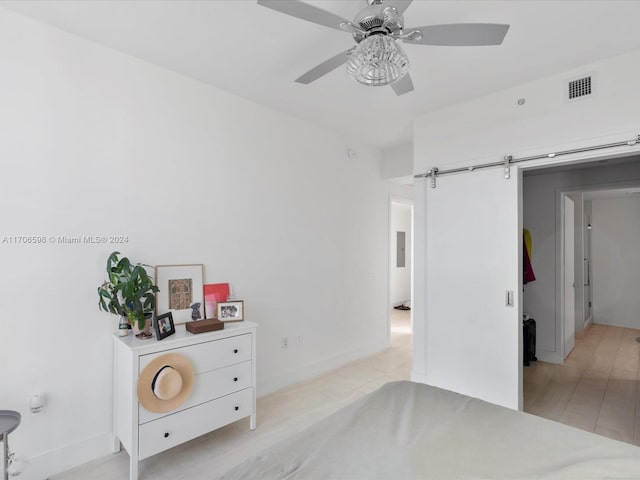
[388,195,414,338]
[561,193,576,359]
[518,150,640,392]
[557,179,640,351]
[583,210,593,328]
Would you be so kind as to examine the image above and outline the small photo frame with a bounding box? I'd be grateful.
[155,264,204,324]
[217,300,244,322]
[154,312,175,340]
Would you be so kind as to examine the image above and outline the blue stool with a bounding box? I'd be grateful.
[0,411,20,480]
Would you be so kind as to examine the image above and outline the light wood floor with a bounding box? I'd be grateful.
[54,318,639,479]
[53,311,412,480]
[524,323,640,446]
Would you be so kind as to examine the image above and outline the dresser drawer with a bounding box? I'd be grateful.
[138,387,253,460]
[139,333,251,375]
[139,360,252,424]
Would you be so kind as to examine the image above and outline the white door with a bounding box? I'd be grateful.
[423,167,520,409]
[563,195,576,358]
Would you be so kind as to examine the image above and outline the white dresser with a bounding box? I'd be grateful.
[112,321,258,480]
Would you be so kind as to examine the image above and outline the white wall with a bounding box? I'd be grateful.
[0,8,405,479]
[522,161,640,362]
[413,48,640,409]
[523,171,576,359]
[382,142,413,181]
[390,201,412,307]
[591,196,640,328]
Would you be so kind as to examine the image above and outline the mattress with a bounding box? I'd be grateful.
[221,380,640,479]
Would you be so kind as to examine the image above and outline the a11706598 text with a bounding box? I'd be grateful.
[1,235,129,245]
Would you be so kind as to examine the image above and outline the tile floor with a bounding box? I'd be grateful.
[53,310,412,480]
[524,323,640,446]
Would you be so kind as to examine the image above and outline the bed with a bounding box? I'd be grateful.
[221,381,640,479]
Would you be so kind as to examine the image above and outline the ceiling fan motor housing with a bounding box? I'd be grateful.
[352,2,404,43]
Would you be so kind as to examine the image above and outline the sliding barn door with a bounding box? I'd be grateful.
[423,167,520,409]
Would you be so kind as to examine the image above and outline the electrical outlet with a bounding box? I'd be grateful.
[296,334,303,346]
[281,336,289,349]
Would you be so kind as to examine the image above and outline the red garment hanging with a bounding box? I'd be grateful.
[524,239,536,284]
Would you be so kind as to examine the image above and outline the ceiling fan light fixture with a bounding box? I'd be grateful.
[346,35,409,87]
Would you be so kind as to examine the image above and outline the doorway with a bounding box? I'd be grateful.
[389,197,413,337]
[523,155,640,364]
[522,154,640,443]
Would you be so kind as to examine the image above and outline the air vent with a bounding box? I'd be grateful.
[568,76,592,100]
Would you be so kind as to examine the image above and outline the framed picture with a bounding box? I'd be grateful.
[217,300,244,322]
[155,264,204,324]
[154,312,175,340]
[204,283,230,319]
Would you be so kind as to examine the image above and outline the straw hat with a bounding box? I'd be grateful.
[137,353,194,413]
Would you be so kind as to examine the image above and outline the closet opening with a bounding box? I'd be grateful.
[522,153,640,444]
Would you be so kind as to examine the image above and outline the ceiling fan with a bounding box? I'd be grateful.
[257,0,509,95]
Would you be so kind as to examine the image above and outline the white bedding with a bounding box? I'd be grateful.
[221,381,640,479]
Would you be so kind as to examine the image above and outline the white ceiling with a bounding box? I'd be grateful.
[3,0,640,149]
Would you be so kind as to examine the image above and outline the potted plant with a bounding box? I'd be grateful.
[98,251,159,338]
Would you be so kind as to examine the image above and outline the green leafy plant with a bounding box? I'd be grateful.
[98,251,159,330]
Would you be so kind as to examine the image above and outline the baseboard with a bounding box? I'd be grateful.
[536,349,563,364]
[257,337,390,397]
[576,318,593,340]
[590,317,639,329]
[21,433,112,480]
[584,315,593,328]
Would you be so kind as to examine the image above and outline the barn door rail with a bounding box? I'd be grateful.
[414,134,640,188]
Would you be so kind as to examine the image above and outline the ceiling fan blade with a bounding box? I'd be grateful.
[257,0,351,32]
[390,73,414,96]
[390,0,413,15]
[403,23,510,46]
[295,48,356,84]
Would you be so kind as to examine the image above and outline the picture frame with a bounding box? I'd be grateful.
[155,264,204,324]
[203,282,230,319]
[217,300,244,322]
[154,312,175,340]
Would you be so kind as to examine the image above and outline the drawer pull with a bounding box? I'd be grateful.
[234,349,239,354]
[233,377,238,382]
[164,432,170,438]
[234,406,239,411]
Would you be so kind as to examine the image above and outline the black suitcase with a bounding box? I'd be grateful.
[523,318,537,366]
